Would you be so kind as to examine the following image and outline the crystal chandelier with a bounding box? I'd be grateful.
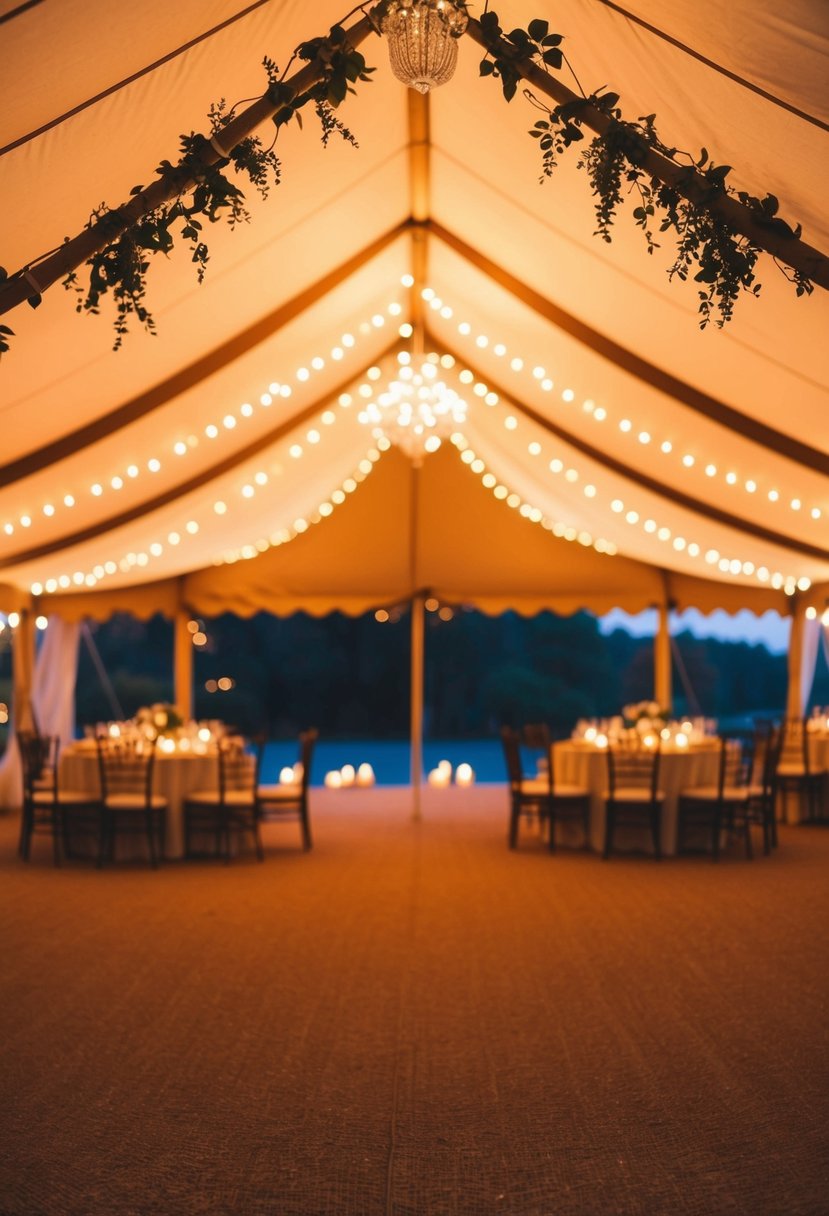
[359,353,468,459]
[381,0,469,94]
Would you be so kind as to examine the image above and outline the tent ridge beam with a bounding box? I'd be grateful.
[0,220,410,489]
[0,337,403,571]
[433,330,829,562]
[427,219,829,477]
[465,16,829,290]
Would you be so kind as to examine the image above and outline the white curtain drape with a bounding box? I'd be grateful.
[800,616,822,713]
[0,617,80,810]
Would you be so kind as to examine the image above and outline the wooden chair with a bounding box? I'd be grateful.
[737,724,782,857]
[257,729,317,851]
[677,732,753,860]
[96,736,167,867]
[501,726,552,848]
[521,724,591,851]
[776,716,824,822]
[18,733,100,865]
[183,736,263,862]
[603,739,664,859]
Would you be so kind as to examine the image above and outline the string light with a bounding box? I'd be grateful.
[0,297,404,542]
[438,291,825,524]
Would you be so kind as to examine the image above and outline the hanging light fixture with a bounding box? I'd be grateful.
[381,0,469,94]
[359,353,468,459]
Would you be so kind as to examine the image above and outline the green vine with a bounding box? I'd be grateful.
[479,12,815,329]
[50,23,372,351]
[0,7,819,355]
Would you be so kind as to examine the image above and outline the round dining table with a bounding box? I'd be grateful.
[553,738,721,855]
[60,743,220,859]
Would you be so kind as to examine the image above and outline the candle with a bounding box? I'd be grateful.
[340,764,355,787]
[428,767,450,788]
[324,770,342,789]
[455,763,474,787]
[356,762,375,787]
[279,766,295,785]
[160,736,176,754]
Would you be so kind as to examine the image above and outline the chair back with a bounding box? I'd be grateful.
[296,729,318,796]
[96,735,156,805]
[755,724,782,799]
[18,731,58,801]
[217,735,260,802]
[779,716,811,774]
[606,738,661,801]
[717,732,752,793]
[500,727,523,789]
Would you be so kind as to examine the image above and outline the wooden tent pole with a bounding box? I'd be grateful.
[785,600,806,718]
[410,589,425,821]
[654,601,672,712]
[173,602,194,722]
[12,607,36,733]
[464,19,829,290]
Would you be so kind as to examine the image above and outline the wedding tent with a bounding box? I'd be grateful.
[1,0,828,715]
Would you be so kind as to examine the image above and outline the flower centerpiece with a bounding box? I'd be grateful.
[135,702,184,740]
[622,701,669,734]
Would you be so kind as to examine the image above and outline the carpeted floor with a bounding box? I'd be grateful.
[1,786,827,1216]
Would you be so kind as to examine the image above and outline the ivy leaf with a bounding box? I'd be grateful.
[542,48,563,68]
[479,11,502,37]
[528,18,549,40]
[479,59,495,76]
[27,294,42,309]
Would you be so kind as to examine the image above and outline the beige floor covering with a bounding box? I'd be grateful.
[0,786,827,1216]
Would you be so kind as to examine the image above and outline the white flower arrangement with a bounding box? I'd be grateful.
[135,702,184,738]
[622,700,669,729]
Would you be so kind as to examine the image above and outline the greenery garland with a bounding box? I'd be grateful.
[476,12,813,329]
[0,5,817,355]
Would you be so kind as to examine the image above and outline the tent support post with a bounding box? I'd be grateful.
[410,591,425,821]
[12,607,36,733]
[174,605,193,722]
[786,600,806,718]
[654,602,672,712]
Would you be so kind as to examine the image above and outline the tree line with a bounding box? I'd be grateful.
[68,608,827,739]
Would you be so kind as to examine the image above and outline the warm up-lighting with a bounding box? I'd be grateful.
[382,0,468,94]
[356,762,376,787]
[7,612,19,629]
[595,733,608,749]
[428,766,451,788]
[280,766,295,785]
[455,763,474,786]
[160,737,177,754]
[340,764,356,787]
[325,770,343,789]
[108,723,121,739]
[198,727,212,743]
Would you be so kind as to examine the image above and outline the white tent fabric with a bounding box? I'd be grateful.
[0,1,826,622]
[0,616,79,808]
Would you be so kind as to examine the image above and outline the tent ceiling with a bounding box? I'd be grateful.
[1,0,827,618]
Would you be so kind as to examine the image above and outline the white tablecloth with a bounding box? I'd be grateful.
[553,740,721,855]
[60,746,220,859]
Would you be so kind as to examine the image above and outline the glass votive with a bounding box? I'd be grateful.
[356,762,375,787]
[455,763,474,786]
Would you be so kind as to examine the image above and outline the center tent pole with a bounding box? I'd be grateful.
[410,590,425,821]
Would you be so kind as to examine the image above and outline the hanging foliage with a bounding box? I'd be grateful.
[476,11,813,328]
[0,4,820,355]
